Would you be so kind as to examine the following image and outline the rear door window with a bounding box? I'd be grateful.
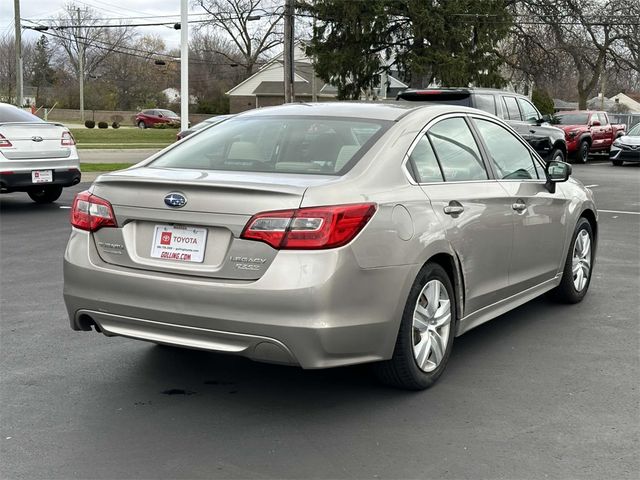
[474,94,497,115]
[503,97,522,121]
[474,118,539,180]
[427,117,488,181]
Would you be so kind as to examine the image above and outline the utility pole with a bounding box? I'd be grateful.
[180,0,188,132]
[14,0,23,107]
[311,8,317,102]
[283,0,295,103]
[77,7,85,123]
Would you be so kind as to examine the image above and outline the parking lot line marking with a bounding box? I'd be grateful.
[585,184,599,188]
[59,206,71,209]
[599,209,640,215]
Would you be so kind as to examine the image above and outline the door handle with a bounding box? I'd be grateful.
[512,200,527,212]
[444,204,464,215]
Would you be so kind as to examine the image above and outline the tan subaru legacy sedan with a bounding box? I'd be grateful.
[63,103,597,390]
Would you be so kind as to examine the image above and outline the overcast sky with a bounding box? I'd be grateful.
[2,0,201,50]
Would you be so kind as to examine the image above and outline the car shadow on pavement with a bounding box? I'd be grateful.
[121,295,560,402]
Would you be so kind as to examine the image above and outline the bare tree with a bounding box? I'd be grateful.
[195,0,284,76]
[52,3,133,79]
[0,34,34,103]
[508,0,639,108]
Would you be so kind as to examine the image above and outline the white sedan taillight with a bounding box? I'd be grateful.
[241,203,376,249]
[0,133,13,147]
[71,191,117,232]
[61,131,75,146]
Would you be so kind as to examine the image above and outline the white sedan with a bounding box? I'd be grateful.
[0,103,80,203]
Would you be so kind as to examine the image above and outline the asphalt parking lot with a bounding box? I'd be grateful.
[1,160,638,479]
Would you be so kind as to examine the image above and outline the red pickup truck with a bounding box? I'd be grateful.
[554,111,626,163]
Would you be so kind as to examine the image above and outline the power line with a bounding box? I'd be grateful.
[23,25,251,68]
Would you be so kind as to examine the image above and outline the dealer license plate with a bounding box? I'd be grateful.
[32,170,53,183]
[150,224,208,263]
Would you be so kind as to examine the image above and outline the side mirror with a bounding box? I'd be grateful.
[591,120,601,127]
[158,113,164,118]
[545,160,571,193]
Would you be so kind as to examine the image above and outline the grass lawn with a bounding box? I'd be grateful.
[80,163,135,172]
[71,128,176,149]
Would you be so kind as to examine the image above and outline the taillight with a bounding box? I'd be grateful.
[241,203,376,250]
[61,131,75,146]
[0,134,12,147]
[71,191,117,232]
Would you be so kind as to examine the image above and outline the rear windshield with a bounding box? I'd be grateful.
[150,116,391,175]
[555,113,590,125]
[0,105,43,123]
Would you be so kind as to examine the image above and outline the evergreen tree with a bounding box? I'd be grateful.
[300,0,513,99]
[31,35,56,106]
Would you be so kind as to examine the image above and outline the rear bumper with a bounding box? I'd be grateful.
[0,168,81,192]
[63,229,415,369]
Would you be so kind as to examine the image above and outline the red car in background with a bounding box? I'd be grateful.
[135,109,181,129]
[554,111,626,163]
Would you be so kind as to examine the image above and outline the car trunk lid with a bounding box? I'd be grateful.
[90,167,337,280]
[0,122,72,160]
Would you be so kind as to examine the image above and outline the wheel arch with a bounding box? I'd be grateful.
[580,208,598,251]
[579,133,592,146]
[553,139,567,156]
[423,252,466,331]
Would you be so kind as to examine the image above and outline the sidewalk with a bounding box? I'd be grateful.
[78,148,161,164]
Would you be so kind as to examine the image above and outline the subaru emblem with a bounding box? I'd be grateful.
[164,192,187,208]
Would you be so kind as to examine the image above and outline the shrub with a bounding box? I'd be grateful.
[84,120,96,129]
[153,123,168,129]
[111,122,120,129]
[532,89,555,116]
[97,121,109,129]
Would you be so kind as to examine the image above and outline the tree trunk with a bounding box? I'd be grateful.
[578,90,588,110]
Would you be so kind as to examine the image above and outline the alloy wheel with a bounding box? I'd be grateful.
[572,229,591,291]
[412,279,451,373]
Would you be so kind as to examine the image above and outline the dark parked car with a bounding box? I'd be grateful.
[135,109,181,129]
[176,115,233,141]
[610,122,640,166]
[397,88,567,163]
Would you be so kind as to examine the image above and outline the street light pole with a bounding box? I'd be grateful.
[13,0,23,107]
[180,0,189,132]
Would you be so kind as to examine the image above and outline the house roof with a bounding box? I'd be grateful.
[227,42,408,98]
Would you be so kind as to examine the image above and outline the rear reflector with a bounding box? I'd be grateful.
[61,131,75,146]
[71,190,117,232]
[0,134,12,148]
[241,203,376,250]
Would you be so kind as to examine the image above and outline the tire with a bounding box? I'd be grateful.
[27,185,63,204]
[549,217,594,304]
[575,140,590,164]
[374,263,456,390]
[612,160,624,166]
[137,121,146,129]
[550,148,565,163]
